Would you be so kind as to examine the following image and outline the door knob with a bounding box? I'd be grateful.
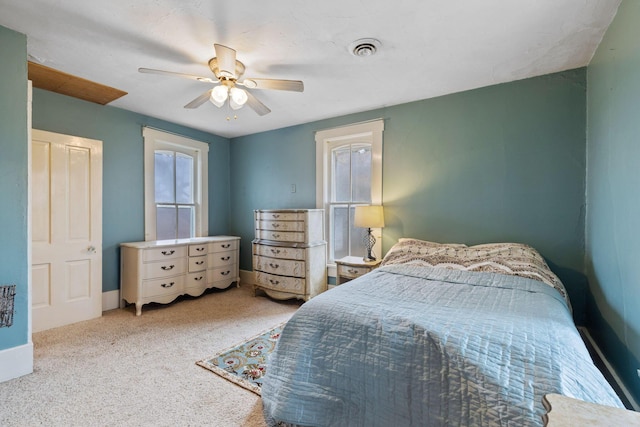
[88,246,97,254]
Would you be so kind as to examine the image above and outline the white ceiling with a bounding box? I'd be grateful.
[0,0,621,138]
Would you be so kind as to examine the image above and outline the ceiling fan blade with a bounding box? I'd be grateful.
[214,44,237,78]
[138,68,217,84]
[245,91,271,116]
[184,89,213,109]
[241,78,304,92]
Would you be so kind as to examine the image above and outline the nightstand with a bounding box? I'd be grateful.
[335,256,382,285]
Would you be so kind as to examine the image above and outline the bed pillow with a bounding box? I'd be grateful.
[382,239,568,301]
[397,237,467,248]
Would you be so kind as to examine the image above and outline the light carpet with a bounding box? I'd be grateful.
[0,284,301,427]
[197,323,285,395]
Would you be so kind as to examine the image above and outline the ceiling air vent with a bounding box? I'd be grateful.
[349,38,381,57]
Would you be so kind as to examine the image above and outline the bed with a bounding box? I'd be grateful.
[262,239,624,426]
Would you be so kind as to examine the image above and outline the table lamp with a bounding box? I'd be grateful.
[354,205,384,262]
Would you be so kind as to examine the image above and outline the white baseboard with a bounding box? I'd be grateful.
[102,289,120,311]
[0,342,33,383]
[579,327,640,411]
[240,269,255,286]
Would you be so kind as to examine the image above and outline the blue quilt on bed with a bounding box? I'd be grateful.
[262,265,623,426]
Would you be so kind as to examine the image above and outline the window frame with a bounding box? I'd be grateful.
[315,120,384,275]
[143,127,209,241]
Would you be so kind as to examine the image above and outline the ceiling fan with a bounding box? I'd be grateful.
[139,44,304,116]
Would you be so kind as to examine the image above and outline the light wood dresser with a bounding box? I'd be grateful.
[120,236,240,315]
[252,209,327,301]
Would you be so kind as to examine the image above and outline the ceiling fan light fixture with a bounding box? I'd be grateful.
[230,87,248,106]
[229,98,243,110]
[349,38,381,57]
[210,85,229,107]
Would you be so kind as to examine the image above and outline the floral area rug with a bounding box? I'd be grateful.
[196,322,285,395]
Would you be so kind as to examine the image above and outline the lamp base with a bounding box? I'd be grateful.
[363,228,377,263]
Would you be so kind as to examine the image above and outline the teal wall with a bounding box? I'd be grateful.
[32,89,231,293]
[0,26,28,350]
[586,0,640,403]
[230,69,589,322]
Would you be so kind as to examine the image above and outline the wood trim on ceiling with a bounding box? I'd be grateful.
[28,61,127,105]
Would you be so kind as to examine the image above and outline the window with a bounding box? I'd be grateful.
[143,127,209,241]
[154,150,195,239]
[316,120,383,269]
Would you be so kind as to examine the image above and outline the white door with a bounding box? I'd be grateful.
[31,129,102,333]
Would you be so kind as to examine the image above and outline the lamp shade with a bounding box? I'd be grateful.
[354,205,384,228]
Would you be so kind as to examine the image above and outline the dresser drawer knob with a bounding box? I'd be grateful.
[348,269,359,274]
[269,263,280,269]
[269,279,280,285]
[272,214,280,218]
[272,223,280,228]
[195,261,204,265]
[196,247,205,252]
[221,256,230,261]
[161,282,175,288]
[270,249,281,255]
[194,276,204,281]
[161,265,175,271]
[221,270,231,276]
[222,244,231,248]
[161,250,175,256]
[272,233,280,238]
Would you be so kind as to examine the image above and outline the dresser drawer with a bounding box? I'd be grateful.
[143,258,187,279]
[256,220,305,232]
[142,275,184,298]
[254,255,305,278]
[256,229,305,243]
[188,244,208,256]
[256,211,305,222]
[253,244,306,260]
[255,271,305,293]
[208,251,236,268]
[185,271,207,287]
[188,255,207,272]
[210,240,238,253]
[143,246,187,262]
[207,265,236,282]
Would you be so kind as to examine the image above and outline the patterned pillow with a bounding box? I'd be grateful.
[382,239,568,301]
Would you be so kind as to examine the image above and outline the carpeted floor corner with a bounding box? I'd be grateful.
[0,284,301,427]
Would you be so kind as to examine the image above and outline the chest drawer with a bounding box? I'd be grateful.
[143,258,186,279]
[188,255,207,272]
[253,244,306,260]
[256,211,305,222]
[254,255,306,278]
[256,229,305,243]
[255,271,305,293]
[208,251,236,268]
[210,240,238,253]
[142,275,184,298]
[256,220,305,232]
[143,246,187,262]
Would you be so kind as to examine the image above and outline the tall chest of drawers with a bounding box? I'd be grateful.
[252,209,327,301]
[120,236,240,315]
